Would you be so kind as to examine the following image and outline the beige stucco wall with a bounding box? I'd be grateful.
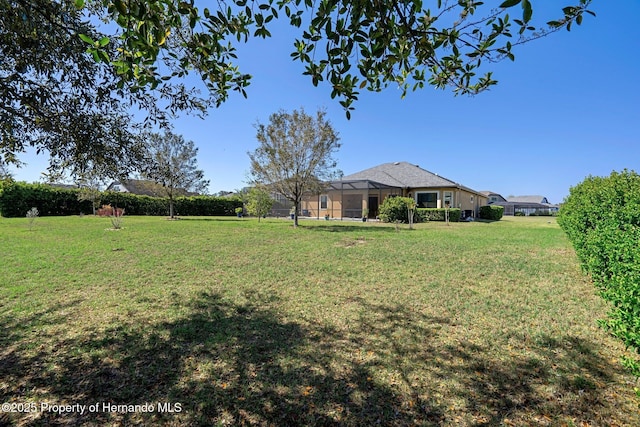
[410,188,488,214]
[301,187,488,219]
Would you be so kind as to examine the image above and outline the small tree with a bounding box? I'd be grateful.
[407,198,417,230]
[143,131,209,219]
[26,207,39,230]
[245,187,274,222]
[248,108,341,227]
[76,173,103,215]
[444,201,450,226]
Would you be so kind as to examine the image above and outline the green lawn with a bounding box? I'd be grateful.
[0,215,638,426]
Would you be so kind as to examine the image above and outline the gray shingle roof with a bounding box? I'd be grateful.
[109,179,197,197]
[508,195,549,204]
[342,162,462,189]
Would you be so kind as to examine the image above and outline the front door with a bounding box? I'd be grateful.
[368,196,379,219]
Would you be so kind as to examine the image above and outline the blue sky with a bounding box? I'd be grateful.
[10,1,640,204]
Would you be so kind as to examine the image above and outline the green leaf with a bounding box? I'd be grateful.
[521,0,532,23]
[74,0,85,8]
[97,49,110,63]
[98,36,110,47]
[78,34,94,45]
[114,0,127,15]
[499,0,521,8]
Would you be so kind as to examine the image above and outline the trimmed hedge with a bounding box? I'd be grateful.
[479,205,504,221]
[416,208,461,222]
[101,191,167,215]
[558,170,640,377]
[0,182,241,217]
[174,196,241,216]
[0,181,91,217]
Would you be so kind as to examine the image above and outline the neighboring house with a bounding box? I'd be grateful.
[508,195,550,205]
[480,191,508,204]
[301,161,488,219]
[106,179,197,197]
[485,193,559,216]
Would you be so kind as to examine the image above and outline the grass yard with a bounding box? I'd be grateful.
[0,215,638,426]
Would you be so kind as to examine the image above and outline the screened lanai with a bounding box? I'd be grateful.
[301,179,404,219]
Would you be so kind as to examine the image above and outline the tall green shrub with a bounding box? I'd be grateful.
[479,205,504,221]
[558,170,640,378]
[379,196,422,223]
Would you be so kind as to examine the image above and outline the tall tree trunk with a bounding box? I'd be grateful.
[169,198,174,218]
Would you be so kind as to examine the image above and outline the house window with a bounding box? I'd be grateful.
[416,192,438,208]
[444,191,453,207]
[320,195,328,209]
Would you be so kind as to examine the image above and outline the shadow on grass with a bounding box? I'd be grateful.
[0,294,634,426]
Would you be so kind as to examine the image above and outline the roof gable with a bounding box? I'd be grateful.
[481,191,508,202]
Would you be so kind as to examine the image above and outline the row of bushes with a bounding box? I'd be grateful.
[0,182,241,217]
[377,196,505,224]
[417,208,462,222]
[557,170,640,377]
[100,192,241,216]
[378,196,465,223]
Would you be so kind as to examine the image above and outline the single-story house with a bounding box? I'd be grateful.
[301,162,488,219]
[106,179,197,197]
[482,193,559,216]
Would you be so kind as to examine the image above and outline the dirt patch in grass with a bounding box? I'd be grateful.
[335,236,367,248]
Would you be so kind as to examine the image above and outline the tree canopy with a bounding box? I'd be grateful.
[1,0,594,172]
[0,0,206,175]
[0,161,12,181]
[85,0,594,118]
